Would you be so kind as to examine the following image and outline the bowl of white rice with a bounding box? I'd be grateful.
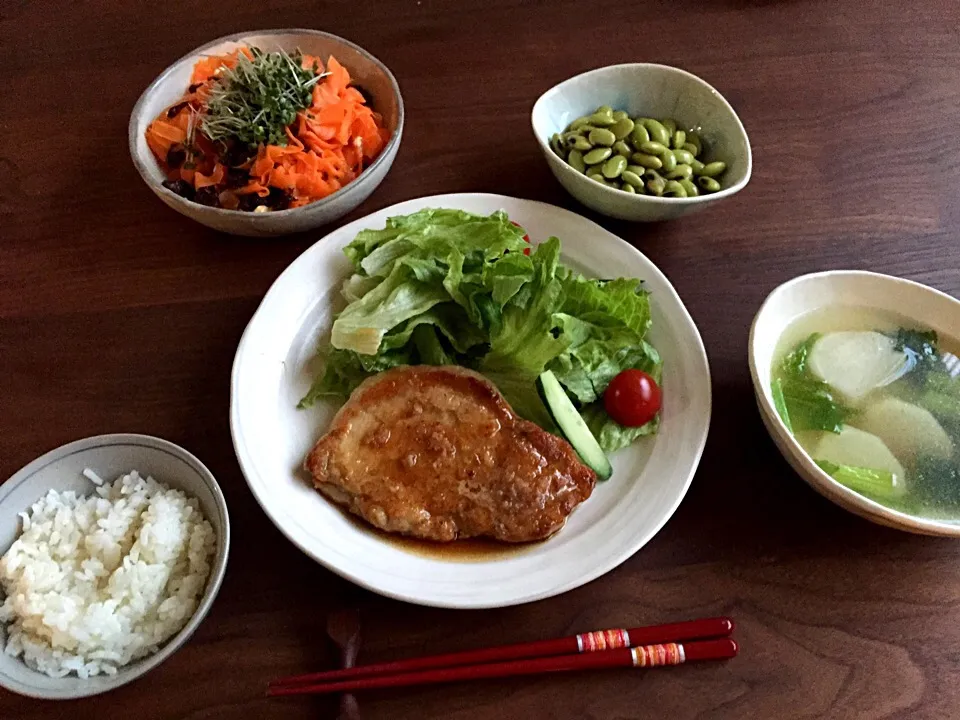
[0,434,230,700]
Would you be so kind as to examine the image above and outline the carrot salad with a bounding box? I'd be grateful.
[145,47,390,211]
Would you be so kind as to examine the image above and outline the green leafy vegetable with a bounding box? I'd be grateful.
[911,454,960,509]
[560,275,651,338]
[894,327,939,371]
[477,238,569,429]
[816,460,904,502]
[582,403,660,453]
[889,328,960,442]
[771,377,792,433]
[202,47,325,148]
[919,374,960,441]
[773,334,852,433]
[299,208,662,452]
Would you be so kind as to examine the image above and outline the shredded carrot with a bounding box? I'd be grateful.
[144,47,390,209]
[194,163,225,189]
[189,48,253,86]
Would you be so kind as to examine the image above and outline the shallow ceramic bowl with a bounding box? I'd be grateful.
[531,64,751,222]
[749,271,960,536]
[129,29,404,237]
[0,434,231,699]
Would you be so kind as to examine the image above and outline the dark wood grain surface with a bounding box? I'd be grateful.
[2,1,960,718]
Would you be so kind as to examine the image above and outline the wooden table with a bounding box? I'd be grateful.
[2,1,959,717]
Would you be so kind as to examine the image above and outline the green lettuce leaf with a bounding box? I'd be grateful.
[346,208,527,277]
[300,209,663,454]
[478,237,569,426]
[543,270,660,452]
[330,264,451,355]
[582,403,660,453]
[549,315,660,405]
[560,275,651,338]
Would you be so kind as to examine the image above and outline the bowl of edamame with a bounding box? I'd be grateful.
[531,64,751,222]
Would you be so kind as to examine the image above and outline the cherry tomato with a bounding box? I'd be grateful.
[604,369,662,427]
[510,220,531,255]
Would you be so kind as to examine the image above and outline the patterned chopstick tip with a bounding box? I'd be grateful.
[576,629,631,653]
[631,642,685,667]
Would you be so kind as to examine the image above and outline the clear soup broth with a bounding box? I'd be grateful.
[772,306,960,522]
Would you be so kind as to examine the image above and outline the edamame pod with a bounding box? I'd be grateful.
[698,176,722,192]
[610,117,635,140]
[699,161,727,177]
[630,153,662,169]
[567,149,586,173]
[665,164,693,181]
[588,128,617,147]
[673,149,696,165]
[583,147,613,164]
[602,154,627,179]
[663,180,687,197]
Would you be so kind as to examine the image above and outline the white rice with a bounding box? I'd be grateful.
[0,469,216,678]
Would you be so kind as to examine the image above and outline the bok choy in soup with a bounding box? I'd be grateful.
[771,307,960,520]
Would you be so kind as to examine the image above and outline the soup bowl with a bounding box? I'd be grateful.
[749,270,960,536]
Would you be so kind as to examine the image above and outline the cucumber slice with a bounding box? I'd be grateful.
[539,370,613,480]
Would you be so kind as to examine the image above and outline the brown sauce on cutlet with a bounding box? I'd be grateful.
[343,512,540,562]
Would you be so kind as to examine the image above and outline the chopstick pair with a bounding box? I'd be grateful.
[268,616,736,697]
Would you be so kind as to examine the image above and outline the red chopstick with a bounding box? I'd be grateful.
[268,638,738,697]
[270,616,733,689]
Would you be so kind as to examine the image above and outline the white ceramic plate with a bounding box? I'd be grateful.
[230,193,711,608]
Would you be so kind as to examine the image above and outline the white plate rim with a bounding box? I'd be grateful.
[230,192,711,608]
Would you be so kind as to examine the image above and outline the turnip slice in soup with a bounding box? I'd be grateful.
[858,397,954,461]
[808,331,910,403]
[812,426,907,493]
